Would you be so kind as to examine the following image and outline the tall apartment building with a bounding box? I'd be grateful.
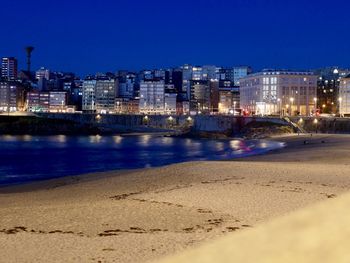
[0,81,21,112]
[164,93,177,114]
[118,73,136,98]
[1,57,18,80]
[314,68,350,114]
[82,79,97,112]
[95,79,118,114]
[139,80,165,114]
[339,74,350,116]
[209,80,220,112]
[240,70,317,116]
[190,80,210,113]
[82,78,117,113]
[36,67,50,80]
[36,67,51,91]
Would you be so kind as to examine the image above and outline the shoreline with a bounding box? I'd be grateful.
[0,135,285,189]
[0,133,339,193]
[1,134,350,262]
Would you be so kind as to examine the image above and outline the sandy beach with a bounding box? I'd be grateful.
[1,134,350,263]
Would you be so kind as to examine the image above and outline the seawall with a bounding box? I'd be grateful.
[290,117,350,134]
[35,113,291,136]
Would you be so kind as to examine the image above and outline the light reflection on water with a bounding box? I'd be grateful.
[0,135,285,186]
[113,136,123,144]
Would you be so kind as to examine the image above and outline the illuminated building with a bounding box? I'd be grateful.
[315,67,349,114]
[190,80,210,113]
[95,79,118,114]
[164,93,177,114]
[27,91,50,112]
[218,87,240,114]
[49,92,67,112]
[139,80,165,114]
[233,66,252,86]
[240,70,317,116]
[1,57,18,80]
[0,81,22,112]
[339,74,350,116]
[82,79,97,112]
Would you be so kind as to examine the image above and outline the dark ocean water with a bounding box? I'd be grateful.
[0,135,284,186]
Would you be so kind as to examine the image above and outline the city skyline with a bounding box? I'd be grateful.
[1,0,350,75]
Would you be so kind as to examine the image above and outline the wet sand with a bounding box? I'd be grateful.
[1,134,350,263]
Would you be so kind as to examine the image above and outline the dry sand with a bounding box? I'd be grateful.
[1,134,350,263]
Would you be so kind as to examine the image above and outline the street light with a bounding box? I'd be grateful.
[314,118,318,133]
[289,97,294,116]
[233,101,236,116]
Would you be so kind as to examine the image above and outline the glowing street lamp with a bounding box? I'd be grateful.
[289,97,294,116]
[143,115,149,125]
[313,118,318,133]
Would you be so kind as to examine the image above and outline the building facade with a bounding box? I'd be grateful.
[139,80,165,114]
[339,74,350,116]
[218,87,240,114]
[190,80,210,113]
[233,66,252,86]
[27,92,50,112]
[95,79,118,114]
[82,79,97,112]
[164,93,177,115]
[1,57,18,80]
[240,70,317,116]
[0,82,21,112]
[49,92,67,112]
[315,68,350,114]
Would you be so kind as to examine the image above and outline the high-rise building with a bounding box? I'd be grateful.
[339,74,350,116]
[0,81,20,112]
[240,70,317,116]
[233,66,252,86]
[192,66,203,80]
[314,67,350,114]
[202,65,220,80]
[118,73,136,98]
[209,79,220,112]
[164,93,177,115]
[190,80,210,113]
[1,57,18,80]
[35,67,51,91]
[36,67,50,80]
[95,79,118,114]
[82,79,97,112]
[171,69,183,93]
[139,80,165,114]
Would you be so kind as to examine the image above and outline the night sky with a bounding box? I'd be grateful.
[1,0,349,76]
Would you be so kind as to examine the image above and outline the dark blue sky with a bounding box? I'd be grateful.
[1,0,349,76]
